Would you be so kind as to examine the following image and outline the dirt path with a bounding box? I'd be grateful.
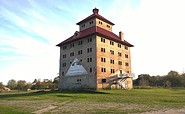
[32,101,71,114]
[141,107,185,114]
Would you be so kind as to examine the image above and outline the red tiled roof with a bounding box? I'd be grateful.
[76,8,115,25]
[56,26,134,47]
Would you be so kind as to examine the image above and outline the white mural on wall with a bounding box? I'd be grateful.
[65,58,88,76]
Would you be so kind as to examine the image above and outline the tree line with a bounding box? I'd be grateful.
[134,70,185,87]
[0,76,59,92]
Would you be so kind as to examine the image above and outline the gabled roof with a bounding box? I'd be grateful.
[56,26,133,47]
[76,8,115,25]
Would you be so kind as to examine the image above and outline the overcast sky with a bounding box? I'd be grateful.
[1,0,185,84]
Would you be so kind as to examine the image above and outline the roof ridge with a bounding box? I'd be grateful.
[77,9,114,25]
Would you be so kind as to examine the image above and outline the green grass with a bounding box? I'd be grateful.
[0,88,185,114]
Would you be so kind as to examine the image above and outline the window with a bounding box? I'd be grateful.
[101,37,105,43]
[127,71,130,73]
[118,52,122,56]
[88,37,92,42]
[125,54,128,58]
[101,58,106,62]
[82,24,85,28]
[110,41,114,45]
[90,68,93,73]
[70,43,74,48]
[118,61,122,65]
[87,48,92,53]
[111,69,115,73]
[118,44,122,48]
[62,72,64,76]
[102,79,106,83]
[110,50,114,55]
[70,52,74,56]
[110,59,114,64]
[78,41,83,45]
[89,21,93,24]
[125,62,129,66]
[78,50,82,55]
[62,63,66,67]
[101,48,106,52]
[107,25,110,28]
[120,70,123,74]
[101,68,106,72]
[80,59,82,62]
[77,79,81,82]
[99,21,102,25]
[63,45,67,50]
[125,46,128,50]
[63,54,66,58]
[87,58,92,62]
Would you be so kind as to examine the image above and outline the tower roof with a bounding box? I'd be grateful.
[76,8,115,25]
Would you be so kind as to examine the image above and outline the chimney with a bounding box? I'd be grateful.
[93,8,99,14]
[73,31,79,38]
[119,31,124,41]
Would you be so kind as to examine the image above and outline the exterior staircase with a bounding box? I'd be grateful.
[109,73,135,89]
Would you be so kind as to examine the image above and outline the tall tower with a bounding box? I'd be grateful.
[57,8,134,90]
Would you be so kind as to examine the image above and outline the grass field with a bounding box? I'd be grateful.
[0,88,185,114]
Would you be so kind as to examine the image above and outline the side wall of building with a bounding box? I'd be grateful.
[59,35,97,90]
[95,35,132,89]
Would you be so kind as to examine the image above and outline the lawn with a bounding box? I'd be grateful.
[0,88,185,114]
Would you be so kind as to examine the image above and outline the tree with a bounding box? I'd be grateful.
[166,71,181,87]
[17,80,27,91]
[7,79,17,90]
[53,76,59,89]
[0,82,4,90]
[163,80,171,87]
[134,74,150,86]
[25,83,32,90]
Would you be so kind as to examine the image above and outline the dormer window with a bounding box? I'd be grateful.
[89,21,93,24]
[99,21,102,25]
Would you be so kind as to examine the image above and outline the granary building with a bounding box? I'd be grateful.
[56,8,134,90]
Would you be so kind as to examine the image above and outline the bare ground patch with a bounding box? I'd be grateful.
[49,101,164,114]
[141,107,185,114]
[0,100,184,114]
[0,100,59,112]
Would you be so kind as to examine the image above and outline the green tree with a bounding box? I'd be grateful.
[7,79,17,90]
[0,82,4,90]
[17,80,27,91]
[25,83,32,90]
[163,80,171,87]
[53,76,59,89]
[166,70,181,87]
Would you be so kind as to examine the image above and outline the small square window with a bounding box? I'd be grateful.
[102,79,106,83]
[110,41,114,45]
[88,38,92,42]
[125,62,129,66]
[118,52,122,56]
[110,50,114,55]
[118,44,122,48]
[101,38,105,43]
[90,68,92,72]
[125,46,128,50]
